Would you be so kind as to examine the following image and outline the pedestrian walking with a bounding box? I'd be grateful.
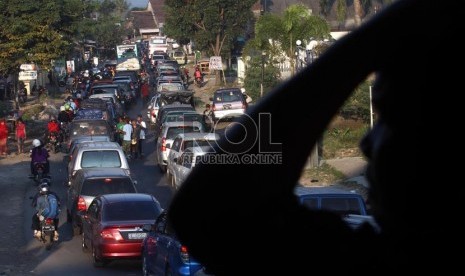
[0,119,9,156]
[137,114,147,157]
[130,119,141,159]
[15,117,26,154]
[141,81,150,105]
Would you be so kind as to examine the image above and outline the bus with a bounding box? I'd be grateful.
[149,36,169,55]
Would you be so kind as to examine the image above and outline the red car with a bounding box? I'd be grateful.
[81,193,163,267]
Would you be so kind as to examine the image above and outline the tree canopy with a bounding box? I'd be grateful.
[164,0,257,57]
[0,0,130,74]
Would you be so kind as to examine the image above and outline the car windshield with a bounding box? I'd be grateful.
[81,178,136,196]
[81,150,121,168]
[103,201,161,221]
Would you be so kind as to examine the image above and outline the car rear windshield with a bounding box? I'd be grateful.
[70,121,110,138]
[167,126,200,139]
[81,150,122,168]
[214,90,242,102]
[183,139,215,150]
[103,201,161,221]
[81,178,136,196]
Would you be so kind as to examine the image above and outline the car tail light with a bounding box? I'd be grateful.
[212,104,216,111]
[77,196,87,211]
[45,218,54,225]
[180,245,190,263]
[100,228,123,241]
[161,137,166,152]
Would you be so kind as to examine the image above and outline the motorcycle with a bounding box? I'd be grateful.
[46,132,61,153]
[38,215,57,250]
[195,76,204,88]
[29,161,50,185]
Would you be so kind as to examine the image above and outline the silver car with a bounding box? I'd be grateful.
[155,121,205,173]
[168,145,215,190]
[66,168,137,236]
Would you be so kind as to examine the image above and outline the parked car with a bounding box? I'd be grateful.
[168,145,215,190]
[141,211,204,276]
[65,141,130,185]
[82,193,163,267]
[210,88,247,121]
[294,186,369,216]
[66,168,138,236]
[167,132,220,186]
[156,121,204,173]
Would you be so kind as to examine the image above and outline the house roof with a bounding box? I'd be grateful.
[131,11,156,29]
[149,0,166,26]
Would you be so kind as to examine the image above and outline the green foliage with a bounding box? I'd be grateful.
[0,0,128,73]
[164,0,256,57]
[243,55,280,102]
[323,125,369,158]
[339,80,372,122]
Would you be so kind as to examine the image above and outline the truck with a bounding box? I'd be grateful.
[115,57,140,72]
[116,44,139,59]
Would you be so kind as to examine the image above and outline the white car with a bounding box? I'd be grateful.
[168,145,215,190]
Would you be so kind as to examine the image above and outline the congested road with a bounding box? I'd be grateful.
[20,98,175,275]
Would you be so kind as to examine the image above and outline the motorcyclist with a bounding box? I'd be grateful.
[57,106,71,124]
[31,181,60,241]
[194,67,203,84]
[46,117,62,144]
[30,139,50,177]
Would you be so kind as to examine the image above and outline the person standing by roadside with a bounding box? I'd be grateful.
[130,119,141,159]
[15,117,26,154]
[0,119,8,156]
[122,117,133,159]
[136,114,147,158]
[116,116,125,146]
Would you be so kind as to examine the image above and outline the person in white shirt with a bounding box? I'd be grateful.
[122,117,133,158]
[137,114,147,157]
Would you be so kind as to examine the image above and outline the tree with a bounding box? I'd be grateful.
[242,4,330,98]
[0,0,88,74]
[320,0,396,28]
[164,0,257,84]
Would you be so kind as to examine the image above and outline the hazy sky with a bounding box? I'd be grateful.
[127,0,148,8]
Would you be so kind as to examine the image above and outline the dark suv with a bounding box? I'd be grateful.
[66,167,138,235]
[210,88,247,121]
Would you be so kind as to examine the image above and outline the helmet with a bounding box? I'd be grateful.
[64,103,70,110]
[38,183,49,195]
[33,139,41,147]
[60,106,65,112]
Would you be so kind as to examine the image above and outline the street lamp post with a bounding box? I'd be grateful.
[261,51,266,98]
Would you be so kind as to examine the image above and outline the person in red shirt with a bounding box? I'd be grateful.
[0,119,8,156]
[141,81,150,105]
[15,117,26,154]
[47,118,60,134]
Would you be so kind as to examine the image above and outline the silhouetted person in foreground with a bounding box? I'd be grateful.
[168,0,464,274]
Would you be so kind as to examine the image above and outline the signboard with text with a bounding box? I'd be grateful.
[209,56,223,70]
[19,70,38,81]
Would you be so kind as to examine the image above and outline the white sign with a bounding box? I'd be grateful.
[19,70,38,81]
[20,63,36,71]
[209,56,223,70]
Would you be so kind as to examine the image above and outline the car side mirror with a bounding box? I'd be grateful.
[133,180,138,185]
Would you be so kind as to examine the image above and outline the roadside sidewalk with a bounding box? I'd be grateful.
[325,157,369,188]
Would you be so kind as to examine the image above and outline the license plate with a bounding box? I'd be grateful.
[43,225,55,231]
[128,232,147,239]
[223,104,231,110]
